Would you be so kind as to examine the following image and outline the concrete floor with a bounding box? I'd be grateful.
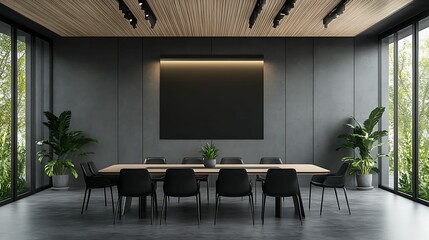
[0,187,428,240]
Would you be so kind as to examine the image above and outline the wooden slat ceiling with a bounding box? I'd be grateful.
[0,0,412,37]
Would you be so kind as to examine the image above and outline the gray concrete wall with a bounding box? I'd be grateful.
[53,37,379,187]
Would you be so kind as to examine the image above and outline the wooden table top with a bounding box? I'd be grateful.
[99,164,330,175]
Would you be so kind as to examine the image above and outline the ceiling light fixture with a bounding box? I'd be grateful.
[138,0,157,28]
[323,0,349,28]
[118,0,137,29]
[273,0,296,28]
[249,0,266,29]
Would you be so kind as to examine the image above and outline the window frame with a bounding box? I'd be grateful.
[0,15,53,207]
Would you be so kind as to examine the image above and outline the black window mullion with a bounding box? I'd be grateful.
[30,35,36,193]
[394,32,399,192]
[11,27,17,201]
[412,22,419,199]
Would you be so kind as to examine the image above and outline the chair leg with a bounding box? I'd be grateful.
[110,186,115,215]
[196,195,200,225]
[104,188,107,206]
[206,180,209,203]
[198,193,202,220]
[154,193,158,219]
[161,195,167,224]
[296,195,303,225]
[113,196,122,224]
[334,188,341,211]
[249,194,255,225]
[214,195,220,225]
[320,187,325,216]
[261,193,266,225]
[85,189,92,211]
[150,195,154,225]
[343,187,351,215]
[254,181,257,204]
[309,183,312,209]
[81,188,88,215]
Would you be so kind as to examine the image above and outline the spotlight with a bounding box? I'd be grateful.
[323,0,349,28]
[138,0,157,28]
[273,0,296,28]
[118,0,137,29]
[249,0,266,29]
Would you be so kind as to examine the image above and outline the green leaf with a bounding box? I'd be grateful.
[363,107,385,133]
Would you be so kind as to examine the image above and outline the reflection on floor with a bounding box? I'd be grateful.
[0,187,428,240]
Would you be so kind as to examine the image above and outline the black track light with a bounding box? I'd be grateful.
[273,0,296,28]
[138,0,157,28]
[249,0,266,29]
[323,0,348,28]
[118,0,137,29]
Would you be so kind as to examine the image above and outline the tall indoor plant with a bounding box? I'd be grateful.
[37,111,97,189]
[336,106,388,189]
[200,142,219,168]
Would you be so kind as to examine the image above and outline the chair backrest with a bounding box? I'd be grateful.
[220,157,243,164]
[263,169,300,197]
[336,162,350,176]
[80,163,92,183]
[87,161,99,175]
[118,169,153,197]
[216,169,251,197]
[164,168,198,197]
[260,157,283,164]
[143,157,166,164]
[182,157,204,164]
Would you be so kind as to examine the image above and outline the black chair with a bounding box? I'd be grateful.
[261,169,303,224]
[220,157,244,164]
[309,162,351,215]
[87,161,119,206]
[143,157,167,182]
[215,169,255,225]
[161,169,201,224]
[182,157,210,203]
[80,163,115,215]
[114,169,157,224]
[255,157,283,202]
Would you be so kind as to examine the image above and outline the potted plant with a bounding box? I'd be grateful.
[37,111,97,189]
[200,142,219,168]
[336,107,388,189]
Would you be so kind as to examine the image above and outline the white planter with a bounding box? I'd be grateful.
[204,159,216,168]
[52,174,69,190]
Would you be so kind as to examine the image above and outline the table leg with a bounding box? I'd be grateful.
[139,196,147,218]
[275,197,282,218]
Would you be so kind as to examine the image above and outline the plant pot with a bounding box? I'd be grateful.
[356,174,373,189]
[52,174,69,190]
[204,159,216,168]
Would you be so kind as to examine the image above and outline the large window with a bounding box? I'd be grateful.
[0,18,52,205]
[381,15,429,204]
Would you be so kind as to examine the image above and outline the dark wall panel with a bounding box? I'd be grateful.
[314,38,354,171]
[118,38,143,163]
[53,38,118,186]
[285,38,314,164]
[354,36,380,186]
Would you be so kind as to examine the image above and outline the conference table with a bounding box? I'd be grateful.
[99,164,330,218]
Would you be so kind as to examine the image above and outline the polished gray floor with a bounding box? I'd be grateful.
[1,186,428,240]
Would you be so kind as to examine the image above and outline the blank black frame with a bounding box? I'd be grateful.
[160,55,264,140]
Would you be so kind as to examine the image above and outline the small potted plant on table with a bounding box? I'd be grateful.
[200,142,219,168]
